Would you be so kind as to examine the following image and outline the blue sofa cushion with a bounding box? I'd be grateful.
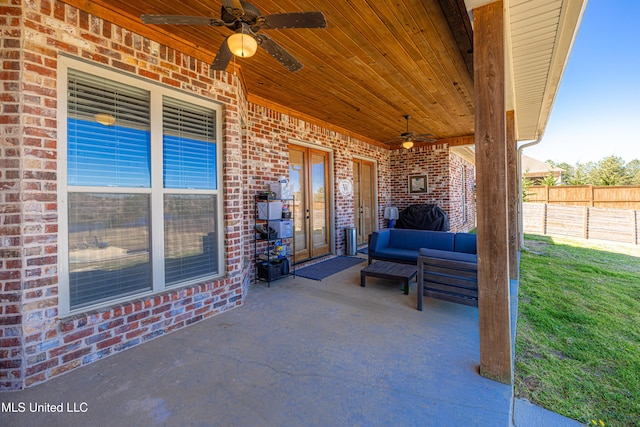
[454,233,477,254]
[369,229,390,253]
[387,229,455,251]
[419,247,477,264]
[373,248,420,263]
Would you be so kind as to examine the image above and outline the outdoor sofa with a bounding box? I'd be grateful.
[367,228,478,309]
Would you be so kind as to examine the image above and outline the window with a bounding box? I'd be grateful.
[59,59,223,314]
[162,98,219,285]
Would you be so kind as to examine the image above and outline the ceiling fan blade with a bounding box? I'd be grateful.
[414,135,437,143]
[255,34,303,72]
[141,14,226,26]
[383,137,405,145]
[221,0,245,18]
[211,36,233,71]
[259,12,327,30]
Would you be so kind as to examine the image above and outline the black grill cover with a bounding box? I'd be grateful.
[395,204,449,231]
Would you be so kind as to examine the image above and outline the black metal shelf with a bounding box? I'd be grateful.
[254,194,295,286]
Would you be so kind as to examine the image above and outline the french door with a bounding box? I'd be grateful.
[289,145,331,261]
[353,158,376,245]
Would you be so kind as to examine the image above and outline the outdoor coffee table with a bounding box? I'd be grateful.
[360,261,417,295]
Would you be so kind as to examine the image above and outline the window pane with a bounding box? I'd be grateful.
[68,193,151,309]
[68,119,151,187]
[164,194,218,284]
[163,97,217,190]
[68,69,151,187]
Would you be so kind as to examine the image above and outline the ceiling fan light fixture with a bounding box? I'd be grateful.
[402,140,414,149]
[227,32,258,58]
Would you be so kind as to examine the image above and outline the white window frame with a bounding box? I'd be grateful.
[57,56,225,316]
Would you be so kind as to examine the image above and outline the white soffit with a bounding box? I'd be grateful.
[465,0,588,141]
[507,0,588,140]
[450,145,476,165]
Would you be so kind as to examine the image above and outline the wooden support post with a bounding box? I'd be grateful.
[473,0,513,385]
[506,111,518,280]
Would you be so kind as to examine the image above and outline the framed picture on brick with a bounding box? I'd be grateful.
[408,174,428,194]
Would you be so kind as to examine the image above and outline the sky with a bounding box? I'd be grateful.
[523,0,640,165]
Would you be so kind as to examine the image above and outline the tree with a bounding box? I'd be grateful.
[567,162,592,185]
[522,173,535,201]
[540,172,558,186]
[555,162,574,184]
[589,156,630,186]
[626,159,640,185]
[532,155,640,186]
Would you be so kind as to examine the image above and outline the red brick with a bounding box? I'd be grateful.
[61,347,91,363]
[96,336,122,349]
[25,358,57,376]
[63,328,94,344]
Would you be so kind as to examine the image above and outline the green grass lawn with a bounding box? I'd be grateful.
[515,234,640,427]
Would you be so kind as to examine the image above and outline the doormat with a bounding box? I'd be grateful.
[295,256,365,281]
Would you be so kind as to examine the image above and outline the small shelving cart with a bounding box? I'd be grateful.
[254,193,295,286]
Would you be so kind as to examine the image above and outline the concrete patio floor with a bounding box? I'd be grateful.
[1,255,581,426]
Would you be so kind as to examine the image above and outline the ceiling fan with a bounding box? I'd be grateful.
[385,115,436,149]
[140,0,327,72]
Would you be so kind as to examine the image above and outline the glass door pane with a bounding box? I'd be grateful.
[361,161,375,241]
[289,147,309,260]
[310,151,329,257]
[289,145,331,262]
[354,159,375,245]
[353,161,362,243]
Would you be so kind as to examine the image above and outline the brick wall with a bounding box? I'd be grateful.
[387,146,476,232]
[390,144,451,212]
[449,153,476,232]
[245,104,391,259]
[0,0,25,391]
[2,0,249,390]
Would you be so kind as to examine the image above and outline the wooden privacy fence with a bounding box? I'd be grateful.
[523,203,640,245]
[527,185,640,210]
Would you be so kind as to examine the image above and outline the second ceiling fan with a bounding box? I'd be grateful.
[141,0,327,72]
[385,115,436,149]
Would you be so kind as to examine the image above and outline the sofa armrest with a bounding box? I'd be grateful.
[417,249,478,311]
[368,229,390,253]
[418,247,477,264]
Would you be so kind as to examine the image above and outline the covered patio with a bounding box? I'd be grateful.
[3,262,523,426]
[1,0,587,414]
[2,260,585,425]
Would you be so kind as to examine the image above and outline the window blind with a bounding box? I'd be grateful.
[163,97,217,190]
[67,69,150,129]
[67,69,151,187]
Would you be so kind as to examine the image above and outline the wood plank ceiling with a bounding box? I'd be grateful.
[73,0,476,147]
